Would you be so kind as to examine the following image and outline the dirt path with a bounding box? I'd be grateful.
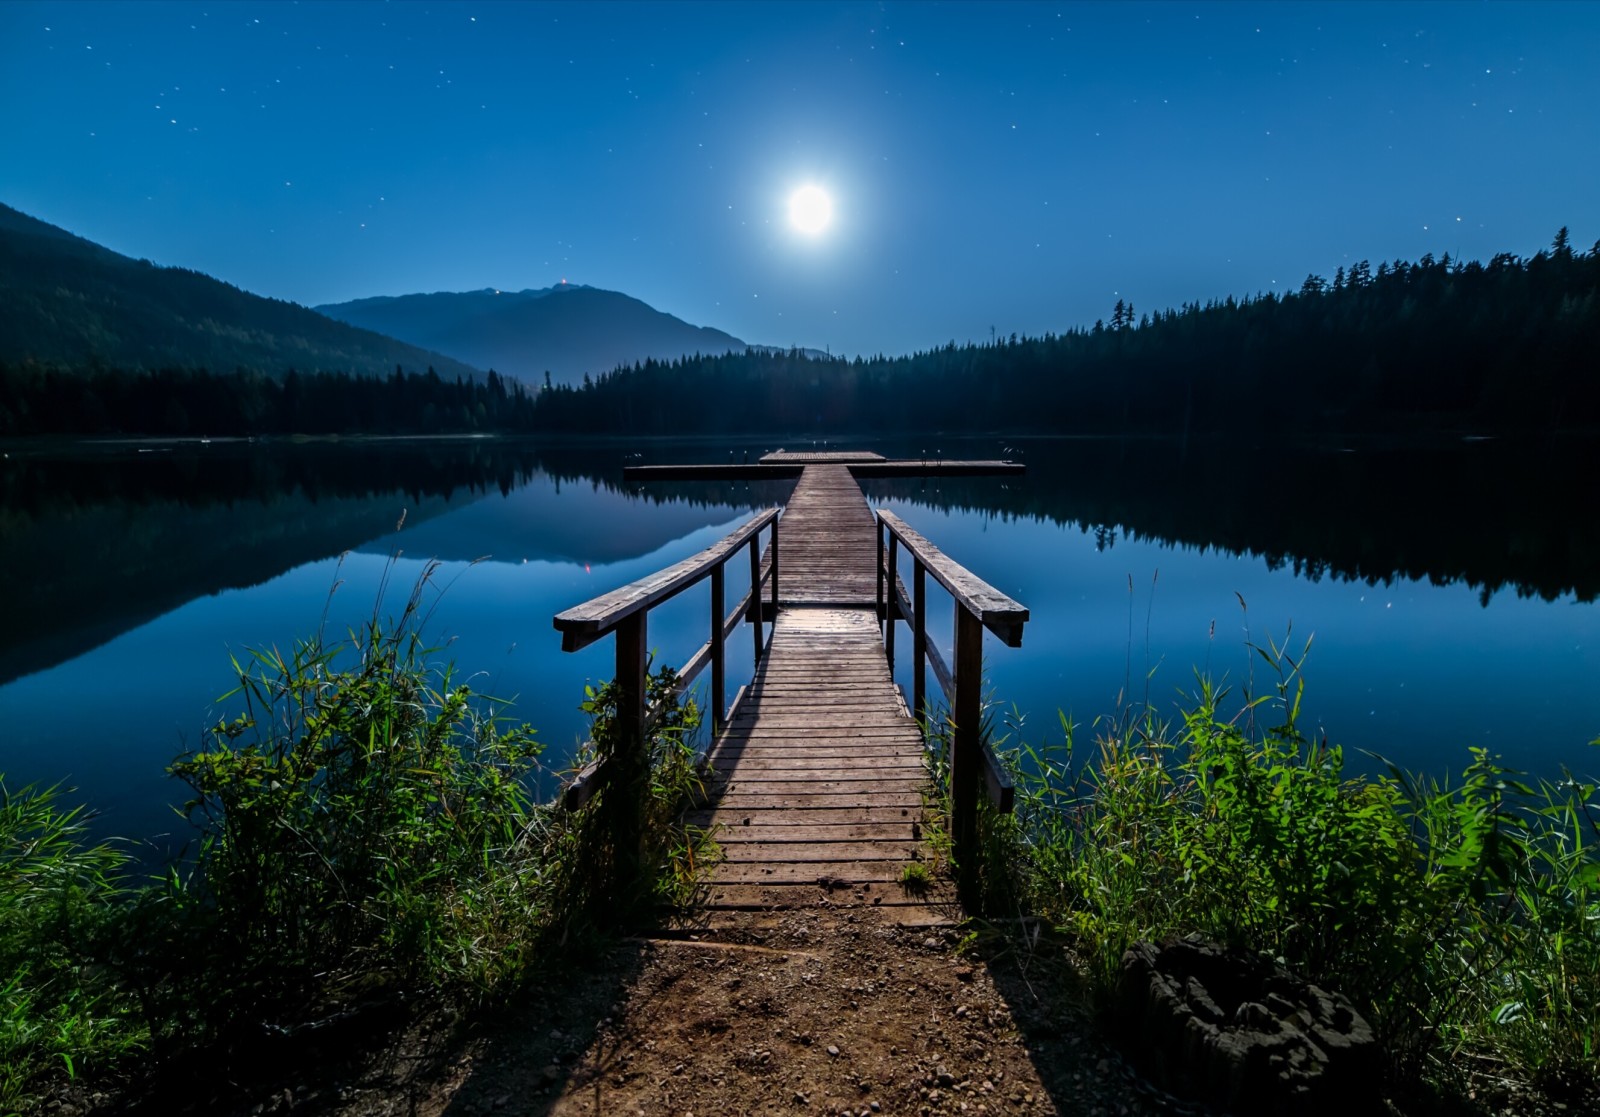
[293,909,1168,1117]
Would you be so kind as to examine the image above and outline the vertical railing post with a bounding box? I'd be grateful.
[710,562,726,735]
[951,604,983,906]
[610,610,648,897]
[885,533,898,672]
[769,517,780,621]
[913,558,927,731]
[749,535,763,664]
[875,517,885,628]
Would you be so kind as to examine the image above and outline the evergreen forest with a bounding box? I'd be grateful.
[3,229,1596,438]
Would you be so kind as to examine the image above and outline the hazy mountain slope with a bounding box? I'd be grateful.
[0,203,481,380]
[317,284,749,385]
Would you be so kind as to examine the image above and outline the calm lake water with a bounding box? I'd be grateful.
[2,434,1597,856]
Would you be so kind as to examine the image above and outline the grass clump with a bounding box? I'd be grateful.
[162,560,547,1038]
[0,782,144,1110]
[951,632,1600,1107]
[0,562,716,1107]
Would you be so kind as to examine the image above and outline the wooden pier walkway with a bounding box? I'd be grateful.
[553,451,1027,921]
[690,464,937,917]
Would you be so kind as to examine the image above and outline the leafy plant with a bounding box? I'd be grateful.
[974,628,1600,1105]
[166,561,545,1034]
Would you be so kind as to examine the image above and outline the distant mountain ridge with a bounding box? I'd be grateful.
[0,203,481,381]
[316,284,753,386]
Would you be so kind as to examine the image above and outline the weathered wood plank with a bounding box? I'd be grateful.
[718,840,921,862]
[688,806,919,827]
[713,860,923,885]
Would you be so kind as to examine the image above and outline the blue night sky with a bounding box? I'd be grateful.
[3,1,1597,357]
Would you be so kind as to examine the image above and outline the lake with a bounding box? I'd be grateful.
[2,434,1597,858]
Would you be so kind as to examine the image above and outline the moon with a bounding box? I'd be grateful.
[788,184,834,236]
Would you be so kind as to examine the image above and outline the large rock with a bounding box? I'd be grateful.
[1114,935,1378,1115]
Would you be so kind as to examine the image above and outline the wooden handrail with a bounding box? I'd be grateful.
[553,508,781,824]
[876,510,1029,646]
[553,507,779,652]
[876,508,1027,904]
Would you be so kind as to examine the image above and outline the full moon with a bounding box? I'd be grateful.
[788,185,834,236]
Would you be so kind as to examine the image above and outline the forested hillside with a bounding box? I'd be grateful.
[4,229,1595,438]
[0,203,480,382]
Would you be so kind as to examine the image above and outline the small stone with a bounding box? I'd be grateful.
[828,1044,841,1057]
[871,1104,882,1113]
[923,937,939,949]
[955,1006,969,1018]
[541,1064,561,1082]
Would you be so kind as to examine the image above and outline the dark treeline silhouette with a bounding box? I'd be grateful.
[0,363,536,436]
[0,439,561,685]
[8,431,1599,685]
[854,435,1600,606]
[532,230,1600,436]
[6,230,1594,438]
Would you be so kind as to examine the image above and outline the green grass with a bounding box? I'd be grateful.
[924,631,1599,1108]
[0,562,715,1109]
[0,781,146,1111]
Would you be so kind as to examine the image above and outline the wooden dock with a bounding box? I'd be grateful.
[690,464,936,916]
[553,451,1027,921]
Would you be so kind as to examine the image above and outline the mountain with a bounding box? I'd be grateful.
[0,203,481,380]
[316,284,751,385]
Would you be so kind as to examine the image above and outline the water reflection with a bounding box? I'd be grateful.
[1,433,1596,850]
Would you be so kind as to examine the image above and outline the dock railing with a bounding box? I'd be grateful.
[875,510,1029,899]
[552,508,780,876]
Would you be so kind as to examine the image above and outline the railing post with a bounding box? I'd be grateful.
[885,533,898,672]
[770,517,780,620]
[952,604,983,906]
[876,517,885,626]
[710,563,726,734]
[610,610,648,897]
[749,535,763,664]
[913,558,927,730]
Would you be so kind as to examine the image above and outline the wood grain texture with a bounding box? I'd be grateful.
[773,465,880,607]
[697,602,937,919]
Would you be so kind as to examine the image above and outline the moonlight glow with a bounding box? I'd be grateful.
[788,185,834,236]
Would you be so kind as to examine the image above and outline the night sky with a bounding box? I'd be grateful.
[3,1,1597,357]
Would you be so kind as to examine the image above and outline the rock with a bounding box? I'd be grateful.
[541,1064,562,1083]
[1114,935,1378,1115]
[828,1045,841,1057]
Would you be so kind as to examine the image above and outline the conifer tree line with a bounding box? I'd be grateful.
[0,364,535,437]
[1,229,1594,437]
[532,229,1600,436]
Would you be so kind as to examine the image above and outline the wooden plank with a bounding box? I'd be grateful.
[718,840,921,862]
[713,860,921,885]
[702,884,952,911]
[708,755,923,772]
[760,450,886,463]
[689,806,920,827]
[711,792,923,808]
[710,823,917,842]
